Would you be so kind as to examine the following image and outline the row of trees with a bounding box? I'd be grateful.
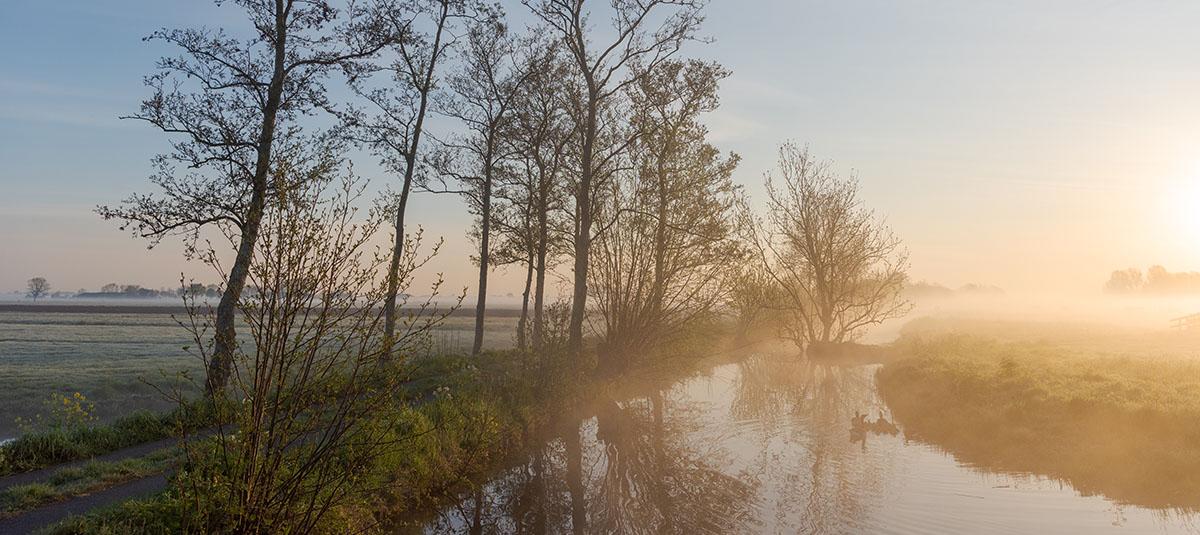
[1105,265,1200,294]
[102,0,910,387]
[93,1,909,528]
[20,280,228,300]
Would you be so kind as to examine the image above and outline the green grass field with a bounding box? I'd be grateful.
[0,310,519,439]
[879,318,1200,511]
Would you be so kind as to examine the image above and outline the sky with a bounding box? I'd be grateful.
[2,0,1199,297]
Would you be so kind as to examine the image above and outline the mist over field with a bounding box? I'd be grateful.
[3,0,1200,533]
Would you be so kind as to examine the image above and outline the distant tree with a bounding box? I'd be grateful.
[904,281,955,299]
[957,283,1005,295]
[747,144,911,349]
[26,277,50,301]
[728,263,779,338]
[98,0,396,394]
[1147,265,1169,290]
[526,0,709,357]
[100,283,121,293]
[1124,265,1200,294]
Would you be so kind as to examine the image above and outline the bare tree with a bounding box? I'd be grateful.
[590,60,741,367]
[26,277,50,301]
[346,0,482,359]
[748,144,911,349]
[99,0,396,394]
[524,0,709,357]
[172,162,453,532]
[424,12,533,356]
[727,263,778,340]
[500,40,575,354]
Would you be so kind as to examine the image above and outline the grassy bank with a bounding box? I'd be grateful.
[39,327,749,534]
[1,448,178,519]
[878,323,1200,511]
[0,402,220,477]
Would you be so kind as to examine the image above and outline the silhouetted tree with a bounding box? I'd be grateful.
[525,0,709,357]
[347,0,484,359]
[497,39,575,353]
[748,144,911,348]
[99,0,396,394]
[424,11,533,355]
[591,59,742,367]
[26,277,50,301]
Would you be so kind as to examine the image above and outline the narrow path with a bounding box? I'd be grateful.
[0,436,178,492]
[0,428,227,533]
[0,473,168,534]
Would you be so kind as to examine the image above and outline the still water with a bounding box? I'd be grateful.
[423,353,1199,534]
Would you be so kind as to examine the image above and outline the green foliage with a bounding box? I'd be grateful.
[41,492,184,535]
[1,449,177,518]
[39,342,724,533]
[0,399,222,476]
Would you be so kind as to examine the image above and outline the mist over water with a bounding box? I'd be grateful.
[421,353,1199,534]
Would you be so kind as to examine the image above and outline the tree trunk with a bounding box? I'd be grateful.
[517,249,533,352]
[650,143,670,328]
[531,177,550,353]
[208,189,265,394]
[382,2,448,360]
[567,93,597,357]
[382,176,412,356]
[207,1,287,395]
[472,168,492,356]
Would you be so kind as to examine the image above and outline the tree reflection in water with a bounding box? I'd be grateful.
[730,353,900,533]
[424,352,1200,533]
[425,389,757,534]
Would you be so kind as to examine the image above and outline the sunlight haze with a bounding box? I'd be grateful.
[2,0,1199,295]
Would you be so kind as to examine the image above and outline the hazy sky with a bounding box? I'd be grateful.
[2,0,1199,296]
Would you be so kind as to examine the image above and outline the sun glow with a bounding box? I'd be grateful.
[1166,162,1200,244]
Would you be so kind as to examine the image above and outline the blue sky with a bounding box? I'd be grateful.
[3,0,1200,296]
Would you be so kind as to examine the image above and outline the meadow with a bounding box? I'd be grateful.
[0,308,519,440]
[878,317,1200,511]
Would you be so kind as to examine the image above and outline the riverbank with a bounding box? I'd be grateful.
[877,319,1200,511]
[33,329,759,533]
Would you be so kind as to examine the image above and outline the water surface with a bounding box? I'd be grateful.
[424,353,1199,534]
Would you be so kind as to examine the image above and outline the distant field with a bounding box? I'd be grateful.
[879,317,1200,511]
[0,308,519,440]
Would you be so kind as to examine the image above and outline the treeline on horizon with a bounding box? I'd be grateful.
[1104,265,1200,295]
[904,281,1005,299]
[32,283,223,299]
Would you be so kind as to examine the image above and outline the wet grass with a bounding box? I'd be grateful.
[0,448,177,518]
[0,311,519,439]
[0,402,218,477]
[878,323,1200,511]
